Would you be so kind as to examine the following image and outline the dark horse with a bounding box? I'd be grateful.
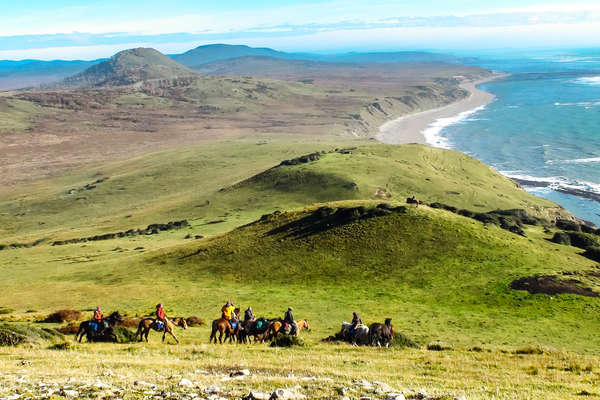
[238,317,270,344]
[136,317,188,344]
[75,311,124,343]
[209,308,241,344]
[369,318,395,347]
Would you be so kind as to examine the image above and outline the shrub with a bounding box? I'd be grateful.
[427,341,453,351]
[567,232,599,250]
[56,323,79,335]
[42,310,84,323]
[0,308,15,315]
[186,316,206,326]
[270,333,305,347]
[458,209,475,218]
[0,323,64,346]
[583,246,600,262]
[556,219,581,231]
[390,332,418,348]
[48,341,72,350]
[114,327,137,343]
[514,346,544,355]
[551,232,571,246]
[121,317,141,329]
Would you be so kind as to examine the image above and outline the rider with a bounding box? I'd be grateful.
[93,306,104,333]
[221,301,237,329]
[284,307,298,336]
[244,306,255,322]
[349,312,362,336]
[155,303,168,332]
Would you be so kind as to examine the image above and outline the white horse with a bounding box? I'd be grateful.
[340,322,369,346]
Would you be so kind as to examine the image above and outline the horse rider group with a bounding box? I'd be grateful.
[90,303,169,334]
[220,301,299,335]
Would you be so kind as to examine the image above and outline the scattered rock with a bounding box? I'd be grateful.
[134,380,155,388]
[270,388,306,400]
[230,369,251,377]
[178,378,194,388]
[60,389,79,398]
[205,385,221,394]
[243,392,271,400]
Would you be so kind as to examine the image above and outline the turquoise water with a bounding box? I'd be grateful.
[433,51,600,225]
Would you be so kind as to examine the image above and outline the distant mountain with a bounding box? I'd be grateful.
[61,48,195,88]
[173,44,462,70]
[0,59,101,90]
[173,44,291,69]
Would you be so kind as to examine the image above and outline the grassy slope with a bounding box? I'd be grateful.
[0,142,566,244]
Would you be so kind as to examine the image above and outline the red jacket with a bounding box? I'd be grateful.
[156,307,165,320]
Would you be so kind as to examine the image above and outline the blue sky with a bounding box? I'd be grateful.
[1,0,599,60]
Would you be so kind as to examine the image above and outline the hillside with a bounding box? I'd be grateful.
[173,44,290,69]
[0,143,568,245]
[59,48,195,88]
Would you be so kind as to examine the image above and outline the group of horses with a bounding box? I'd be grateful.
[210,310,310,344]
[72,309,394,348]
[339,318,395,347]
[74,311,188,344]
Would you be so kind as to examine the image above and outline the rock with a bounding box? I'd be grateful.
[205,385,220,394]
[270,388,306,400]
[61,389,79,398]
[134,380,155,388]
[385,395,406,400]
[336,387,350,395]
[243,392,271,400]
[178,378,194,388]
[230,369,251,377]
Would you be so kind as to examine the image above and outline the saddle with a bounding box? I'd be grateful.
[156,321,165,330]
[230,321,238,330]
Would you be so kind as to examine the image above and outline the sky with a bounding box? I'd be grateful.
[1,0,600,60]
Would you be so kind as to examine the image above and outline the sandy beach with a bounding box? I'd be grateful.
[377,75,505,145]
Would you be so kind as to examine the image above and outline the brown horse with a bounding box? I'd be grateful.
[209,308,241,344]
[267,319,310,340]
[136,317,187,344]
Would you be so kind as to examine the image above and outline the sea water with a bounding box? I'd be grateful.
[427,50,600,225]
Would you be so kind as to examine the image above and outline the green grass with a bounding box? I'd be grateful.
[0,99,44,133]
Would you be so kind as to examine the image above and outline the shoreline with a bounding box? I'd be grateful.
[377,74,506,145]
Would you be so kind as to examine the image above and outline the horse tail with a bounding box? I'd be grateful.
[209,320,217,342]
[135,319,144,341]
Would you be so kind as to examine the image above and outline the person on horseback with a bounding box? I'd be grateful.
[244,307,255,322]
[93,306,104,333]
[349,312,362,336]
[155,303,168,332]
[221,301,237,329]
[284,307,298,336]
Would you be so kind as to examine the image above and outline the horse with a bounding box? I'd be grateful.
[340,322,369,346]
[209,308,241,344]
[368,318,395,347]
[75,311,124,343]
[238,317,270,344]
[267,318,310,340]
[136,316,187,344]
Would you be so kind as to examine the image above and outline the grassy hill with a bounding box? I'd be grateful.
[173,44,290,69]
[60,48,195,88]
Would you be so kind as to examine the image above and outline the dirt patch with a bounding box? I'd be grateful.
[510,275,598,298]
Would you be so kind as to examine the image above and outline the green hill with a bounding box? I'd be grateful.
[60,48,195,88]
[173,44,290,69]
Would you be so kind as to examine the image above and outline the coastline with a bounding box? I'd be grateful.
[377,74,506,145]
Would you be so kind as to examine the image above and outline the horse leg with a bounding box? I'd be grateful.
[168,329,179,344]
[145,328,150,343]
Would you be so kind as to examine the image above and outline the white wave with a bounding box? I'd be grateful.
[500,172,600,195]
[574,76,600,86]
[421,105,487,149]
[562,157,600,164]
[554,100,600,107]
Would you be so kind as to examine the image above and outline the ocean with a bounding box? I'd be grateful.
[426,49,600,225]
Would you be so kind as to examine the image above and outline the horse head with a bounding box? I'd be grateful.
[106,311,124,325]
[175,317,188,329]
[384,318,392,328]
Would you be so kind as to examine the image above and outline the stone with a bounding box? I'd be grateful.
[178,378,194,388]
[230,369,251,377]
[270,388,306,400]
[386,395,406,400]
[134,380,155,388]
[243,392,271,400]
[61,389,79,398]
[205,385,220,394]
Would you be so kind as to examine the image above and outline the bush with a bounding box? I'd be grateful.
[556,219,581,231]
[514,346,544,355]
[458,209,475,218]
[48,341,72,350]
[270,333,305,347]
[474,213,500,225]
[583,246,600,262]
[551,232,571,246]
[427,341,453,351]
[56,323,79,335]
[42,310,84,323]
[0,323,64,346]
[567,232,599,250]
[390,332,418,348]
[114,327,138,343]
[0,307,15,315]
[186,316,205,326]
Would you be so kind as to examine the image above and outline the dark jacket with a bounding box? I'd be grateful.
[351,315,362,327]
[244,308,255,321]
[284,310,294,324]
